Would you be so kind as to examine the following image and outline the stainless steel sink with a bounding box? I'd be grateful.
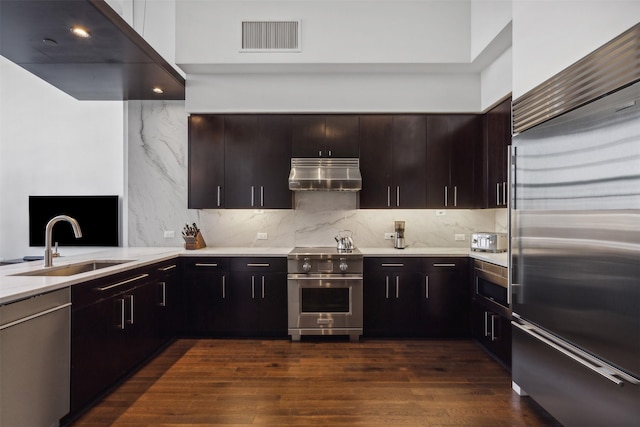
[12,260,133,277]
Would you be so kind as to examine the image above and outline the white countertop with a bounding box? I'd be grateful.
[0,246,507,305]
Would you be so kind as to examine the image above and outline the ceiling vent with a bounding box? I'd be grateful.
[241,20,300,52]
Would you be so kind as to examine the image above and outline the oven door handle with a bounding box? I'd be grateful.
[287,274,363,280]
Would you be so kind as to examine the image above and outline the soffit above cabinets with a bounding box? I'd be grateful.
[0,0,185,100]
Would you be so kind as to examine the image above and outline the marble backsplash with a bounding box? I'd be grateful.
[127,100,507,249]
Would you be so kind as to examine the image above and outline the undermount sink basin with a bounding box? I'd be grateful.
[13,260,133,277]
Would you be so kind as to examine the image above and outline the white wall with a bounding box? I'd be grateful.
[480,46,511,111]
[512,0,640,99]
[0,57,124,261]
[176,0,471,67]
[470,0,512,60]
[186,72,481,113]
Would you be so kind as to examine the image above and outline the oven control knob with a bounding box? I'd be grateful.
[339,258,348,272]
[302,257,312,272]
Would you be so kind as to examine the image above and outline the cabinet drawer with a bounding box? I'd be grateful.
[182,257,229,272]
[364,257,422,271]
[230,257,287,272]
[422,257,469,271]
[72,266,155,309]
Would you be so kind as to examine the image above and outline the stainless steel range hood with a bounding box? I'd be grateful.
[288,158,362,191]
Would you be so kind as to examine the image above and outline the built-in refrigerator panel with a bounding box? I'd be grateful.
[511,81,640,378]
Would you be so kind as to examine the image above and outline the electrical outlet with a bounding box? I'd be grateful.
[257,232,268,240]
[164,230,175,238]
[455,234,466,241]
[436,210,446,216]
[384,232,395,240]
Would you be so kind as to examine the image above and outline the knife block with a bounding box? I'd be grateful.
[184,231,206,250]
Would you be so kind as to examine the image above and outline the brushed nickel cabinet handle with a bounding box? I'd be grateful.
[396,186,400,207]
[425,276,429,299]
[159,282,167,307]
[116,298,125,330]
[385,276,390,299]
[96,273,149,291]
[444,186,448,207]
[217,185,221,207]
[159,264,177,271]
[126,294,134,325]
[395,276,399,299]
[195,263,218,267]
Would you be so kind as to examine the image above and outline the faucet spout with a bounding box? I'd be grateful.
[44,215,82,267]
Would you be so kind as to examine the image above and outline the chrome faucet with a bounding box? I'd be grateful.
[44,215,82,267]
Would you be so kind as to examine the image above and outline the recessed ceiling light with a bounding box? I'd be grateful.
[152,87,164,94]
[70,27,91,38]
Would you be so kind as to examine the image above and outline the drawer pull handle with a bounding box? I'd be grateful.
[97,273,149,291]
[433,263,456,268]
[159,264,177,271]
[195,263,218,267]
[247,263,270,267]
[381,263,404,267]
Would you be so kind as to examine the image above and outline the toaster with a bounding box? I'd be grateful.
[471,232,508,253]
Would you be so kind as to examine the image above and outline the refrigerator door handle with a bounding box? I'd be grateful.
[512,320,639,386]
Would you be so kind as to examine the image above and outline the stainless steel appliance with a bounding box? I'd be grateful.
[394,221,405,249]
[287,247,363,341]
[288,158,362,191]
[471,232,507,253]
[0,288,70,426]
[511,81,640,425]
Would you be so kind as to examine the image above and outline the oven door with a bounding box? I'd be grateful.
[288,274,363,332]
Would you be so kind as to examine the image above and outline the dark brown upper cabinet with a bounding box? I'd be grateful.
[224,115,293,209]
[292,115,359,157]
[426,115,482,209]
[0,0,184,100]
[360,115,427,208]
[483,98,512,208]
[188,115,225,209]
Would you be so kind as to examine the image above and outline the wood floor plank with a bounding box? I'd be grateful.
[70,339,559,426]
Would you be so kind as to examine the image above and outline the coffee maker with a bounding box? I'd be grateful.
[394,221,405,249]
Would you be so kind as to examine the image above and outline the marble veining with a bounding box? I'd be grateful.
[126,102,507,249]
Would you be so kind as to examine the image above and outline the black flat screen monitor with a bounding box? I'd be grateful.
[29,195,119,247]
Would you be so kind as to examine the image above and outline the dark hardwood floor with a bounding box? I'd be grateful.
[71,338,559,426]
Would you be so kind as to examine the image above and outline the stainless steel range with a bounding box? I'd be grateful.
[287,247,363,341]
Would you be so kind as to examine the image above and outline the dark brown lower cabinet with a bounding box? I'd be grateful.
[70,267,165,415]
[182,257,287,337]
[364,257,470,338]
[470,300,512,369]
[420,258,470,337]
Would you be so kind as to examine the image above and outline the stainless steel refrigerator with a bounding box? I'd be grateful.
[511,81,640,426]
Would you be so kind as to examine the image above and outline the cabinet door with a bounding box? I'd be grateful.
[427,115,480,208]
[257,115,293,209]
[484,98,512,208]
[364,271,420,337]
[426,115,452,208]
[257,272,288,336]
[392,115,427,208]
[325,115,359,157]
[359,115,393,208]
[228,270,261,336]
[224,115,260,208]
[183,262,230,335]
[420,259,470,337]
[157,262,181,341]
[71,297,123,413]
[188,115,225,208]
[292,115,325,157]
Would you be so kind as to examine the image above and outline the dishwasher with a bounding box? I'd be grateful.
[0,288,71,427]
